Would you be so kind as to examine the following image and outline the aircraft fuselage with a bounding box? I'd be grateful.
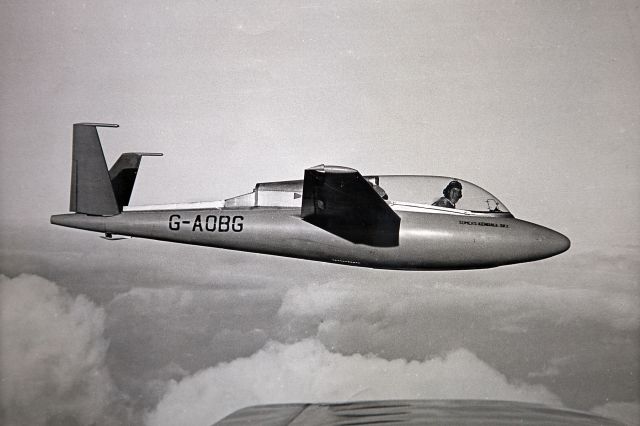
[51,207,569,270]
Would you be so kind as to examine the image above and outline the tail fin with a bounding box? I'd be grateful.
[70,123,120,215]
[69,123,162,215]
[109,152,162,210]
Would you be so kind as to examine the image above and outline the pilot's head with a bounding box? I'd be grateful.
[444,180,462,204]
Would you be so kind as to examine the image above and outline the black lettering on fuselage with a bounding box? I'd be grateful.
[232,216,244,232]
[169,214,244,232]
[169,214,181,230]
[206,215,216,231]
[459,220,509,229]
[219,216,230,232]
[192,215,203,231]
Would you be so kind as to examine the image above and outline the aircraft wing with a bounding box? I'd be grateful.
[214,400,626,426]
[301,165,400,247]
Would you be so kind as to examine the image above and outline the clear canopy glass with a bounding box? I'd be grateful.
[224,174,511,216]
[368,175,511,214]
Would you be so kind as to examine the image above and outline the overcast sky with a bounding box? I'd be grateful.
[1,1,639,425]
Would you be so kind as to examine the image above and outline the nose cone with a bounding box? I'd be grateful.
[535,226,571,258]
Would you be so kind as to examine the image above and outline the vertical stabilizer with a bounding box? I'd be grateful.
[70,123,120,215]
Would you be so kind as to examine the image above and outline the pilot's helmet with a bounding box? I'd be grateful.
[443,180,462,197]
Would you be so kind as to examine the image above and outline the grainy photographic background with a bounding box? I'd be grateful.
[1,1,638,425]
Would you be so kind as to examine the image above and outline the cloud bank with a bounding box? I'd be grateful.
[1,265,636,426]
[0,274,118,426]
[146,338,561,426]
[105,286,277,407]
[278,279,640,333]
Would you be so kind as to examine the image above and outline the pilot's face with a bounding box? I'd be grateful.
[449,187,462,203]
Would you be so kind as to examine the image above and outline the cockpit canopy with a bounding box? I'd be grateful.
[371,176,510,215]
[224,175,511,217]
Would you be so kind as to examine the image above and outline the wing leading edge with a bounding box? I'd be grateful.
[301,165,400,247]
[214,400,626,426]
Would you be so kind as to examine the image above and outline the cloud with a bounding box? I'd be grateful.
[527,356,573,378]
[273,278,639,374]
[0,274,120,426]
[2,246,636,424]
[591,401,640,426]
[146,338,561,426]
[104,286,278,408]
[273,278,639,412]
[106,286,277,368]
[278,278,640,335]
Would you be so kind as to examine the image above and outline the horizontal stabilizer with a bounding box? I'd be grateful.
[109,152,163,210]
[301,165,400,246]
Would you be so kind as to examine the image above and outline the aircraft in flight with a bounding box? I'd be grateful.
[51,123,570,270]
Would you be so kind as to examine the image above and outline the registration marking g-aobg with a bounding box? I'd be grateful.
[169,214,244,232]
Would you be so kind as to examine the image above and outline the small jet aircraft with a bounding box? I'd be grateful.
[51,123,570,270]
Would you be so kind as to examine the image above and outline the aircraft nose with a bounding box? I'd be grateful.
[536,227,571,257]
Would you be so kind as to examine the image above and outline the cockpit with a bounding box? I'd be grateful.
[368,176,512,217]
[223,175,512,218]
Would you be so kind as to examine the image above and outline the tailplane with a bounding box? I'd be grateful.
[109,152,163,211]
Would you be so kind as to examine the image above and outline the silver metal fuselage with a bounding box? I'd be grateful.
[51,205,570,270]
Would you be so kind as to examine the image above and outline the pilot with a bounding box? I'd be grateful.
[432,180,462,208]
